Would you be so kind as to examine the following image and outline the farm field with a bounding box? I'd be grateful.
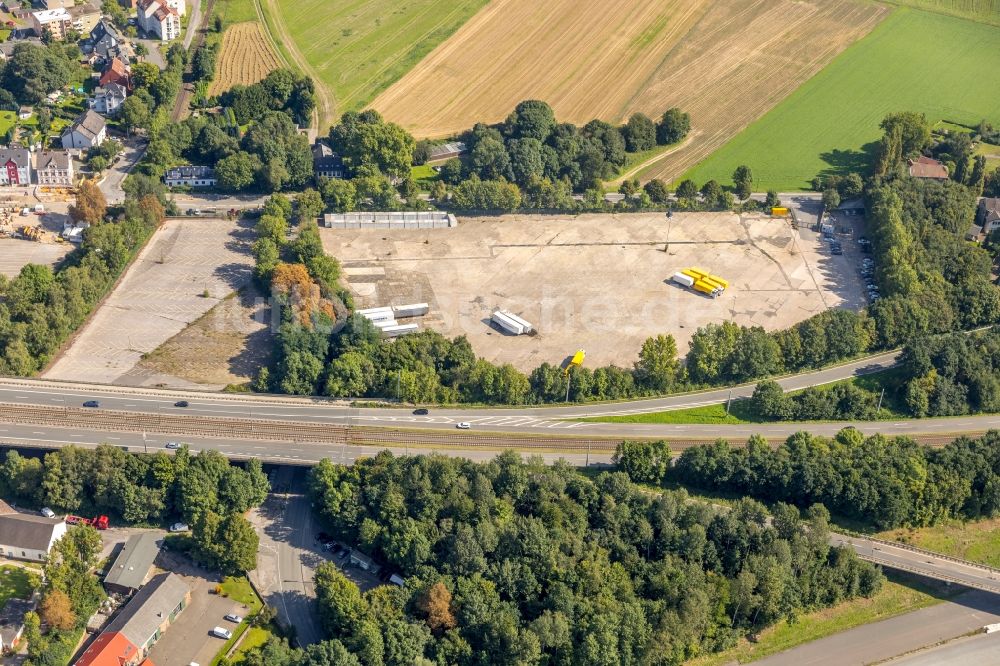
[263,0,488,128]
[371,0,888,176]
[321,212,863,372]
[680,9,1000,190]
[208,22,282,96]
[888,0,1000,25]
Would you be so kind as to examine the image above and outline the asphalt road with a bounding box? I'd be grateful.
[250,467,324,647]
[835,536,1000,595]
[886,631,1000,665]
[756,589,1000,666]
[3,352,1000,445]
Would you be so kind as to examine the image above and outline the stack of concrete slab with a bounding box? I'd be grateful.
[323,212,457,229]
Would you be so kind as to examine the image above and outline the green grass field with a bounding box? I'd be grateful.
[0,566,34,606]
[888,0,1000,25]
[270,0,487,113]
[681,8,1000,191]
[878,518,1000,568]
[685,574,951,666]
[215,0,258,28]
[0,111,15,138]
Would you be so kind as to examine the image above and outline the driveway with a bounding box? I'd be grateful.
[249,467,323,647]
[144,552,243,666]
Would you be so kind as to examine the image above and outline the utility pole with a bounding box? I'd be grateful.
[397,370,402,402]
[565,372,572,403]
[586,440,591,467]
[725,389,733,415]
[876,388,885,414]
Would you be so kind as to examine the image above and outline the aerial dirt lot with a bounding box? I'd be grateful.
[0,239,70,278]
[44,218,256,387]
[323,212,864,371]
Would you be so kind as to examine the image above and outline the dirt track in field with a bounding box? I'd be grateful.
[208,22,282,97]
[371,0,889,182]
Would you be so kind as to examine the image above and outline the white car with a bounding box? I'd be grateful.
[456,422,471,429]
[211,626,232,640]
[224,613,243,623]
[165,442,181,450]
[169,522,189,533]
[40,507,55,518]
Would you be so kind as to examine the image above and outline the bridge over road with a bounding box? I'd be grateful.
[834,534,1000,595]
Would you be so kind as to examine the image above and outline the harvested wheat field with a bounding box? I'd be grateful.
[208,22,282,97]
[372,0,888,179]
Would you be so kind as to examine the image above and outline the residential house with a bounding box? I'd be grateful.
[428,141,467,162]
[98,57,131,89]
[75,573,190,666]
[91,83,127,116]
[164,0,185,16]
[312,141,345,180]
[907,156,949,180]
[68,4,102,35]
[0,503,67,561]
[35,150,75,187]
[61,110,107,150]
[29,8,72,40]
[136,0,180,41]
[0,598,36,654]
[0,148,32,187]
[163,165,216,188]
[90,20,135,65]
[103,532,161,596]
[17,106,32,121]
[977,198,1000,236]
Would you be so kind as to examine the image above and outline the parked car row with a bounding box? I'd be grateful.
[861,256,880,301]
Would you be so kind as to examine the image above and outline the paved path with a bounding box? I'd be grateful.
[249,467,323,646]
[756,589,1000,666]
[886,631,1000,665]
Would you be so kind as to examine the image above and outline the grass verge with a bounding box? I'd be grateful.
[684,573,954,666]
[877,517,1000,568]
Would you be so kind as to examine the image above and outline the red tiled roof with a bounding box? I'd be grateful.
[908,156,948,180]
[73,632,141,666]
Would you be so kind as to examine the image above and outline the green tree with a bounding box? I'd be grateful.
[643,179,669,204]
[732,165,753,200]
[634,334,679,392]
[613,440,672,484]
[657,108,691,145]
[822,187,841,211]
[504,99,556,141]
[623,113,657,152]
[216,152,261,191]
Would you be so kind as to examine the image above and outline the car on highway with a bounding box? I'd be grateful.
[82,400,100,408]
[456,422,471,429]
[224,613,243,624]
[169,522,189,533]
[165,442,181,450]
[210,626,232,640]
[174,400,189,408]
[412,408,429,415]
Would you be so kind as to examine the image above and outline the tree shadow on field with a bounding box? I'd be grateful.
[817,141,880,180]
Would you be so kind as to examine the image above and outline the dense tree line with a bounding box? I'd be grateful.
[0,196,163,375]
[254,451,884,666]
[672,429,1000,529]
[219,68,315,127]
[899,328,1000,417]
[746,379,879,422]
[0,444,267,573]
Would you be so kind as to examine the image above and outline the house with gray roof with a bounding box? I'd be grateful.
[0,511,67,562]
[61,109,107,150]
[0,597,37,652]
[90,83,127,116]
[103,532,162,595]
[34,150,74,187]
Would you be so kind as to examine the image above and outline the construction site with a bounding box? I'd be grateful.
[322,211,865,371]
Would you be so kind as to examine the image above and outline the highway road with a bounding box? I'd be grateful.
[836,535,1000,595]
[886,631,1000,665]
[1,351,1000,452]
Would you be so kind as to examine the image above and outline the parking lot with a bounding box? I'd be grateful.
[43,217,254,385]
[322,211,867,371]
[0,238,70,278]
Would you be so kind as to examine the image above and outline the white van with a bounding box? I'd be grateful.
[211,626,232,640]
